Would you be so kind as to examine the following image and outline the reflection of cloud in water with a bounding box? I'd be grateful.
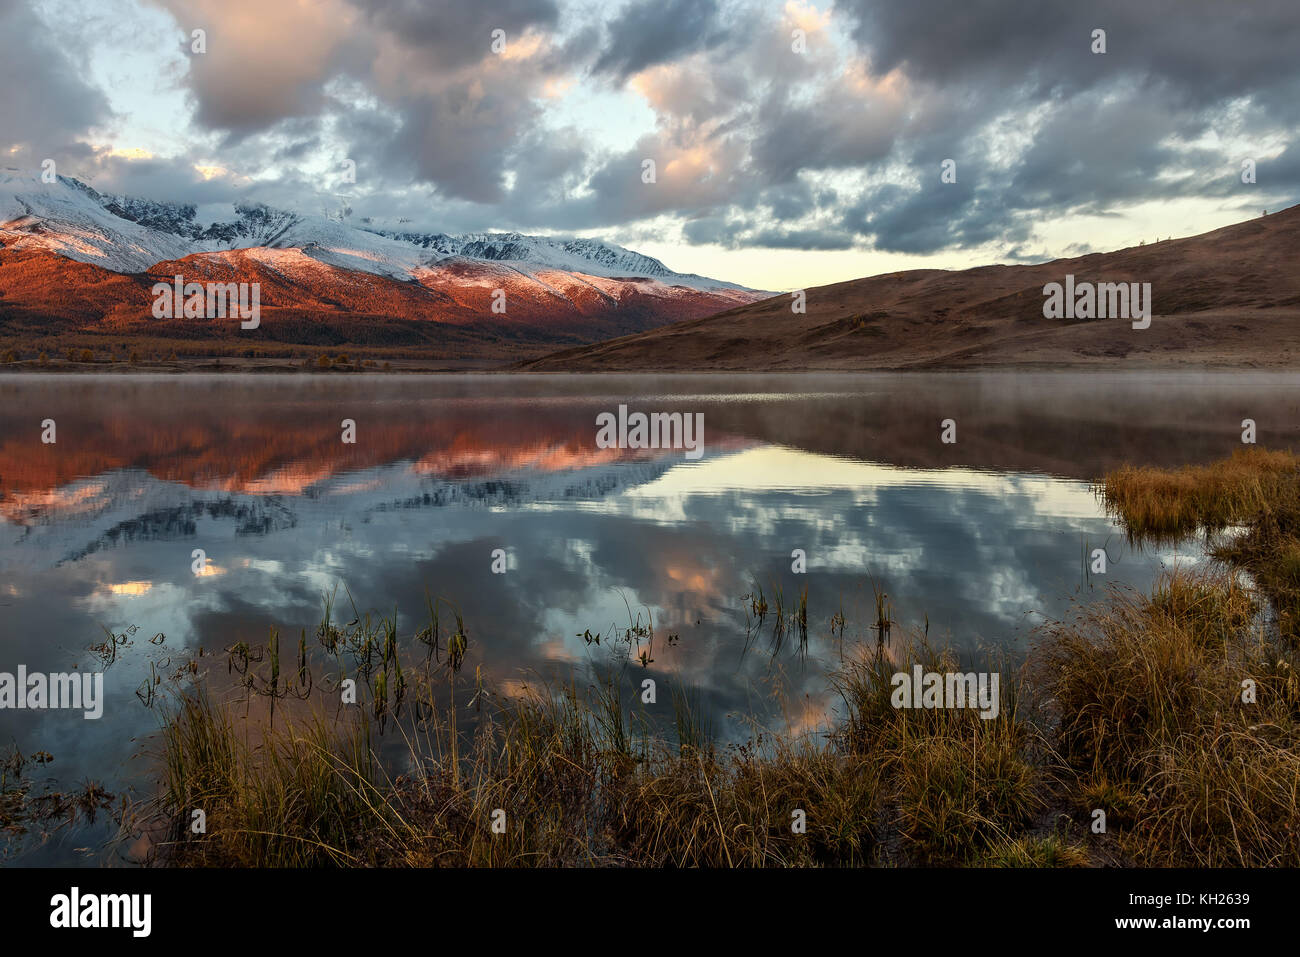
[619,446,1103,516]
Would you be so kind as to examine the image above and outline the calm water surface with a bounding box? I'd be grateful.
[2,371,1297,863]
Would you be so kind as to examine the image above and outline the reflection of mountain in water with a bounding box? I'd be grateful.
[11,454,687,569]
[60,497,299,564]
[369,459,677,513]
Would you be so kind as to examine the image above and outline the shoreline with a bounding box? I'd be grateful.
[0,358,1297,375]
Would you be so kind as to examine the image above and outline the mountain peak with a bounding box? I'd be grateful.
[0,171,752,293]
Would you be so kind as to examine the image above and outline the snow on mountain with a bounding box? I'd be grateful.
[368,228,750,292]
[0,169,194,271]
[0,170,757,293]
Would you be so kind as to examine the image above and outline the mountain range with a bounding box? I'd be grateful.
[4,166,1297,371]
[0,169,765,365]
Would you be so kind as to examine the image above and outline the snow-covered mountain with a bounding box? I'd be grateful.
[0,169,753,292]
[0,168,769,360]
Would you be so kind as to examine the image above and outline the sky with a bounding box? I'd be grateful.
[3,0,1299,290]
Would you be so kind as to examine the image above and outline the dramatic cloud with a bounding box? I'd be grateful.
[591,0,729,80]
[360,0,561,72]
[843,0,1300,111]
[0,0,112,161]
[3,0,1299,286]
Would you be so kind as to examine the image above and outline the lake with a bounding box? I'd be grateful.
[2,371,1297,863]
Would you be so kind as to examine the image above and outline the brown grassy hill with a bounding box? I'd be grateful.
[521,205,1300,371]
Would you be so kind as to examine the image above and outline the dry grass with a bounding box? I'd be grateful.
[152,567,1300,867]
[1101,447,1300,640]
[159,694,383,866]
[1100,448,1298,539]
[1033,568,1300,866]
[157,679,884,867]
[154,631,1061,867]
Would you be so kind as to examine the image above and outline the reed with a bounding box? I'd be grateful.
[1101,447,1300,639]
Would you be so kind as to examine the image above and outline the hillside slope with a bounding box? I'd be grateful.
[522,205,1300,371]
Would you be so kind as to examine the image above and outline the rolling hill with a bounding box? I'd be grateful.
[522,205,1300,371]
